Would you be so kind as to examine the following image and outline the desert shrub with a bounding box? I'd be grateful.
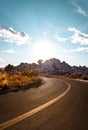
[0,69,42,90]
[21,68,39,77]
[81,75,88,80]
[70,72,82,79]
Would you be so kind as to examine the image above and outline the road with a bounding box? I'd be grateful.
[0,78,88,130]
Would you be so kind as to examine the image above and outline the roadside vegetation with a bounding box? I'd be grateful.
[65,72,88,80]
[43,72,88,80]
[0,68,42,91]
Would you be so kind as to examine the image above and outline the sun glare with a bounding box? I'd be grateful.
[32,40,55,60]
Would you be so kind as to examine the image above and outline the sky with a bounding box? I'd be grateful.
[0,0,88,67]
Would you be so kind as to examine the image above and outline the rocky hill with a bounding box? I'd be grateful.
[42,58,88,75]
[42,58,72,74]
[2,58,88,76]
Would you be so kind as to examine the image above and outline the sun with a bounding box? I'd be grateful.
[32,40,55,61]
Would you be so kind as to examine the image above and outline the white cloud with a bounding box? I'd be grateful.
[68,27,88,45]
[0,26,32,46]
[2,49,16,54]
[53,34,67,42]
[42,32,47,35]
[77,7,87,17]
[71,0,88,17]
[0,57,7,67]
[70,47,88,52]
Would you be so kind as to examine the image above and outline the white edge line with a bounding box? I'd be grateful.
[0,80,71,130]
[76,79,88,82]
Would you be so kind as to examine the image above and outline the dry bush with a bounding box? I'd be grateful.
[81,75,88,80]
[0,69,42,90]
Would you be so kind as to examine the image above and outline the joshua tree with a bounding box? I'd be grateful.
[37,59,43,76]
[37,59,43,66]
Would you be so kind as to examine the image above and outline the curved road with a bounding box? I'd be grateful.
[0,78,88,130]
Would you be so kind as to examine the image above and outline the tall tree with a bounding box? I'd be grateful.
[37,59,43,75]
[37,59,43,66]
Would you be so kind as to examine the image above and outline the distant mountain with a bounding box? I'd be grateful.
[72,65,88,75]
[2,58,88,75]
[42,58,88,75]
[42,58,72,74]
[16,62,39,72]
[3,62,39,74]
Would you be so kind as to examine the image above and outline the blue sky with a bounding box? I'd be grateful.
[0,0,88,67]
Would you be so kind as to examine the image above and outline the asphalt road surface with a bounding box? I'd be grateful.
[0,78,88,130]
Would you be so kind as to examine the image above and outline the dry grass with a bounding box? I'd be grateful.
[0,69,42,91]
